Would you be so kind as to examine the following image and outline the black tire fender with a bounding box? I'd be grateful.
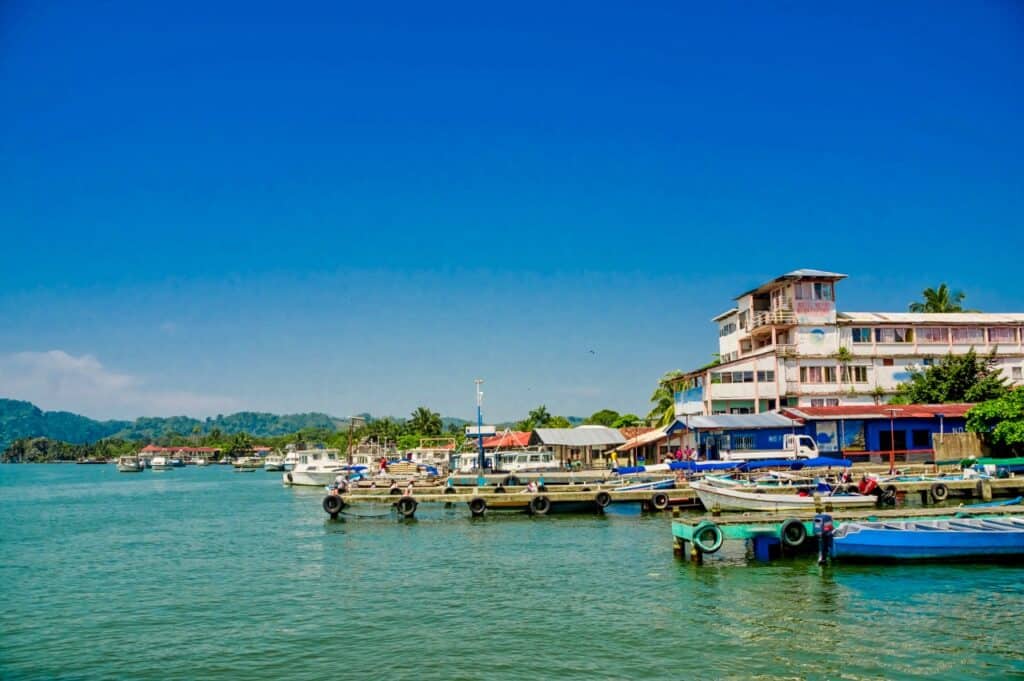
[529,495,551,516]
[780,518,807,548]
[931,482,949,502]
[651,492,669,511]
[443,486,456,495]
[323,495,344,516]
[594,491,612,509]
[469,497,487,516]
[395,496,418,518]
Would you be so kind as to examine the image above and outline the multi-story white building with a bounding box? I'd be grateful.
[673,269,1024,416]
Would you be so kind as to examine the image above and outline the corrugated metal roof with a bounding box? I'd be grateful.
[838,312,1024,324]
[783,404,973,420]
[674,413,802,430]
[531,425,627,447]
[711,307,738,322]
[736,269,848,298]
[482,431,531,448]
[618,426,670,452]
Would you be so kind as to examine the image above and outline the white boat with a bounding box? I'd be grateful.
[116,456,143,473]
[493,449,561,474]
[233,456,263,472]
[194,458,209,467]
[690,479,876,512]
[282,448,347,486]
[151,456,172,471]
[263,454,286,471]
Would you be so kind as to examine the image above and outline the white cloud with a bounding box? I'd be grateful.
[0,350,241,419]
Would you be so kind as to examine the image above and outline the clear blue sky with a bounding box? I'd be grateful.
[1,1,1022,421]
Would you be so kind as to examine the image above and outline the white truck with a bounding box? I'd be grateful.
[718,434,818,462]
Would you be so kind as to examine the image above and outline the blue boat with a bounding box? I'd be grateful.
[832,516,1024,561]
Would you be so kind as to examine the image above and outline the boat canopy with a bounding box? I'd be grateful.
[735,456,851,471]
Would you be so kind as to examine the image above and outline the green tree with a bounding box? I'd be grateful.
[611,413,642,428]
[890,349,1009,405]
[547,416,572,428]
[646,370,682,427]
[227,431,254,456]
[908,283,974,313]
[585,409,620,427]
[408,406,443,436]
[966,388,1024,456]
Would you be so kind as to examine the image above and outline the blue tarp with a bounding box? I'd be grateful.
[735,457,852,472]
[667,461,740,472]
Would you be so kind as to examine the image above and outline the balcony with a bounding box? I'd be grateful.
[751,310,796,331]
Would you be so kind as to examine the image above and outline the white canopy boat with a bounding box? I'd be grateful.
[282,448,347,486]
[151,456,172,471]
[116,456,143,473]
[690,479,876,512]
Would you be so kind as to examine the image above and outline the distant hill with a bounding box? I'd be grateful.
[0,399,128,450]
[0,399,484,449]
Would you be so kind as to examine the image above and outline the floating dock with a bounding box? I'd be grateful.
[671,503,1024,563]
[322,486,698,519]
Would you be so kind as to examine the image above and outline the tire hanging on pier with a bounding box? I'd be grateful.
[494,484,507,494]
[469,497,487,517]
[779,518,807,548]
[651,492,670,511]
[443,486,456,495]
[692,521,724,554]
[594,491,612,509]
[323,495,345,517]
[930,482,949,502]
[529,495,551,516]
[286,472,293,484]
[395,496,418,519]
[503,475,520,487]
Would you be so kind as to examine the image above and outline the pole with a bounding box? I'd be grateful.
[884,407,901,474]
[475,379,485,471]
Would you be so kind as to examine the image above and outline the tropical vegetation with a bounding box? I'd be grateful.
[889,349,1009,405]
[647,370,682,427]
[908,283,975,313]
[966,388,1024,456]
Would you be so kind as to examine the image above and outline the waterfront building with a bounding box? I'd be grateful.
[672,269,1024,416]
[529,425,626,467]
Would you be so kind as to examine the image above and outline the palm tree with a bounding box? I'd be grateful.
[646,371,682,427]
[909,284,973,313]
[408,406,442,436]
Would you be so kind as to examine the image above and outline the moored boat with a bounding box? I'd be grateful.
[263,454,285,471]
[151,456,172,470]
[690,479,876,512]
[832,516,1024,560]
[116,456,143,473]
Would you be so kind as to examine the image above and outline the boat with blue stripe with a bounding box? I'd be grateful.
[832,516,1024,560]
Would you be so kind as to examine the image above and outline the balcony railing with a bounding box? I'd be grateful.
[751,310,796,329]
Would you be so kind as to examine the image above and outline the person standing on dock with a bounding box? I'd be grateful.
[403,481,414,497]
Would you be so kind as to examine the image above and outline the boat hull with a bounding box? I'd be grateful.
[691,481,876,512]
[117,464,143,473]
[834,518,1024,560]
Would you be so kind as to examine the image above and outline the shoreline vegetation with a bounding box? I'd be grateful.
[0,401,639,464]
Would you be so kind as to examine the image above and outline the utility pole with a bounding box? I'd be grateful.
[884,407,901,474]
[475,379,485,471]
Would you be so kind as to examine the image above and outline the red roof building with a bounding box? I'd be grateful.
[481,431,531,449]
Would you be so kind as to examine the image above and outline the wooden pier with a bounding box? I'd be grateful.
[322,486,698,519]
[671,503,1024,563]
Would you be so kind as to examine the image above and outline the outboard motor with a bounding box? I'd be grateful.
[814,513,834,565]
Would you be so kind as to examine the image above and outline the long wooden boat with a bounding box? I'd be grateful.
[832,517,1024,560]
[690,480,876,512]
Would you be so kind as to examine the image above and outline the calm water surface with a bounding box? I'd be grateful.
[2,464,1023,680]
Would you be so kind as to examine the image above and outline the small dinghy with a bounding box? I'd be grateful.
[690,480,876,512]
[833,516,1024,560]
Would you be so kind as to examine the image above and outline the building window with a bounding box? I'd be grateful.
[738,311,749,329]
[729,407,752,414]
[719,322,737,337]
[875,328,913,343]
[733,435,755,450]
[756,370,775,382]
[918,327,949,344]
[989,327,1017,343]
[851,328,872,343]
[1013,367,1023,380]
[810,398,840,407]
[795,282,834,301]
[843,366,869,383]
[951,327,984,344]
[911,429,931,449]
[883,358,895,366]
[800,366,837,383]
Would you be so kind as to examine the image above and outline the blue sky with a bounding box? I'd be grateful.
[1,1,1022,421]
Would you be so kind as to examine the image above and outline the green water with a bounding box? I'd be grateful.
[2,465,1023,680]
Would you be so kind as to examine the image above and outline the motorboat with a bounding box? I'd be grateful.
[263,454,286,471]
[832,516,1024,560]
[169,458,185,468]
[282,448,347,486]
[194,458,209,466]
[233,456,263,472]
[690,479,876,513]
[116,456,143,473]
[493,449,561,474]
[151,456,172,470]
